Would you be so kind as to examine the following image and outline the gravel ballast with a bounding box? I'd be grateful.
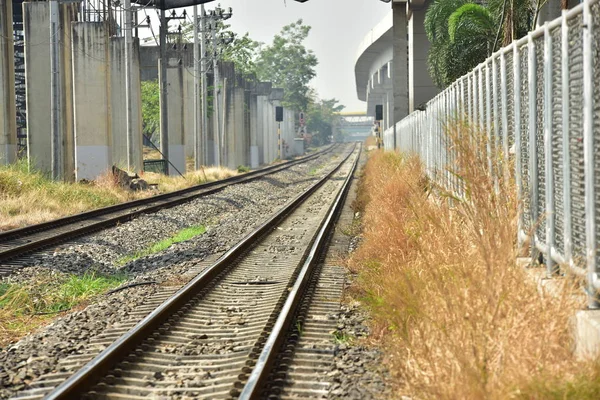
[0,146,350,399]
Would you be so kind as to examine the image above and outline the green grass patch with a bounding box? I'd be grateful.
[118,225,206,265]
[0,272,127,315]
[332,330,353,345]
[0,272,126,346]
[237,165,250,173]
[308,164,325,176]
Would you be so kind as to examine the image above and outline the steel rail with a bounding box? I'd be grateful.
[0,145,336,265]
[238,144,361,400]
[42,143,358,400]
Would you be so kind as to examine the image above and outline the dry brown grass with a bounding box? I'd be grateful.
[364,135,378,149]
[0,160,237,232]
[348,120,598,399]
[143,166,238,192]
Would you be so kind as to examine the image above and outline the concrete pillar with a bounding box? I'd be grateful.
[0,0,16,164]
[392,1,409,126]
[182,64,195,163]
[24,2,76,178]
[256,95,267,165]
[408,3,439,112]
[223,81,235,169]
[283,109,294,158]
[254,82,271,166]
[72,22,111,181]
[205,73,215,166]
[160,61,185,175]
[249,91,258,168]
[235,87,248,168]
[110,36,143,172]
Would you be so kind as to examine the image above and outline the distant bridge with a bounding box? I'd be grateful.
[335,111,373,142]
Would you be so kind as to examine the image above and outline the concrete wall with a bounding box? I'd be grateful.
[392,2,409,125]
[24,2,77,179]
[110,36,143,172]
[71,22,111,181]
[408,5,439,112]
[0,0,16,164]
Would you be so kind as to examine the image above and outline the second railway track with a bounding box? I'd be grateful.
[0,145,337,277]
[9,143,360,400]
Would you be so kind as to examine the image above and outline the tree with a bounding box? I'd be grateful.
[306,96,344,146]
[141,80,160,142]
[425,0,533,88]
[180,21,259,78]
[255,19,318,112]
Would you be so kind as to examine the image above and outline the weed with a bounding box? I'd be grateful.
[348,120,593,399]
[309,164,324,176]
[0,272,126,346]
[332,330,352,345]
[118,225,206,265]
[237,165,250,173]
[295,320,303,336]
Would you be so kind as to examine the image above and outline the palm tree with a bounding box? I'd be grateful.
[425,0,533,88]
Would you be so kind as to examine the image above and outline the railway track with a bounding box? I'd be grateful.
[10,143,360,400]
[0,146,336,277]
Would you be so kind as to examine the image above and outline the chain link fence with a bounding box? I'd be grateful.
[383,0,600,308]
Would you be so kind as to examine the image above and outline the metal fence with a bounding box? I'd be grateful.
[383,0,600,308]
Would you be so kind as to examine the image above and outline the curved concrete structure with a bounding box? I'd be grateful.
[354,0,439,132]
[354,12,393,130]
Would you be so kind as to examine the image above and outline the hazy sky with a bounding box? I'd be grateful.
[164,0,391,112]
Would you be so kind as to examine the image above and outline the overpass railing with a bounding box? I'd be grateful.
[383,0,600,307]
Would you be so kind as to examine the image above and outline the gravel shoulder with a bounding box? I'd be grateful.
[326,150,391,399]
[0,146,349,399]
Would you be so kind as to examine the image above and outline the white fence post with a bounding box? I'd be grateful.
[528,33,539,259]
[582,0,598,308]
[544,23,556,276]
[561,10,573,270]
[514,43,523,247]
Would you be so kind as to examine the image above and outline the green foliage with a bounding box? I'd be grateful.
[221,31,259,78]
[306,95,344,146]
[425,0,534,88]
[118,225,206,265]
[255,19,318,112]
[180,20,259,78]
[237,165,250,173]
[447,4,494,44]
[141,80,160,142]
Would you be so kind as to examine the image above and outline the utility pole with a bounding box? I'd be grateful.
[124,0,134,171]
[159,8,169,173]
[49,0,62,180]
[193,5,201,169]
